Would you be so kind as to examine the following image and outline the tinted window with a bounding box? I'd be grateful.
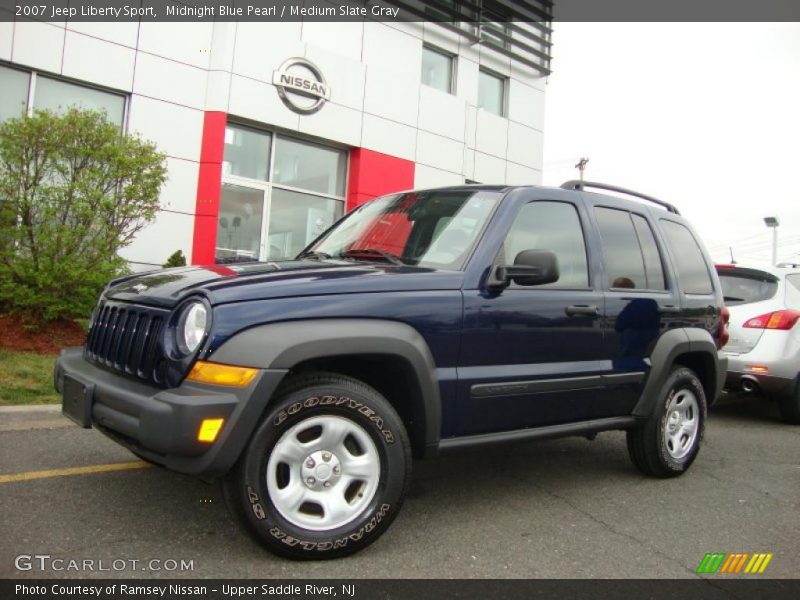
[632,214,666,290]
[716,268,778,306]
[504,201,588,288]
[786,274,800,310]
[660,220,713,295]
[595,207,646,289]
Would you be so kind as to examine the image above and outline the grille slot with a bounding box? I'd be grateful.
[85,302,167,386]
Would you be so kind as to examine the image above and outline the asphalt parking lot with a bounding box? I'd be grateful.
[0,393,797,579]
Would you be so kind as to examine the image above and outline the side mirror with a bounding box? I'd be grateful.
[498,250,559,286]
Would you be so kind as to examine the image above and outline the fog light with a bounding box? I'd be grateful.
[197,418,225,443]
[186,361,258,387]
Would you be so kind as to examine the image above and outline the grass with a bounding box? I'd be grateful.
[0,350,60,406]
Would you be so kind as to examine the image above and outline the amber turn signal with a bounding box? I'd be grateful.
[197,418,225,443]
[186,361,258,387]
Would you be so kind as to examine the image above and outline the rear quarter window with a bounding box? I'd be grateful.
[659,220,714,295]
[717,269,779,306]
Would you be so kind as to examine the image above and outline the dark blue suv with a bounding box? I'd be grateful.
[55,181,728,559]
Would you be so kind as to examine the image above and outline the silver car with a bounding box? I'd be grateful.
[716,263,800,423]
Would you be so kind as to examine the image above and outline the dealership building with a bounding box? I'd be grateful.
[0,4,551,268]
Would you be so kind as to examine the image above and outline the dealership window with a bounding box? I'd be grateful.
[216,124,347,263]
[0,65,30,124]
[478,68,506,116]
[421,45,455,94]
[0,64,125,126]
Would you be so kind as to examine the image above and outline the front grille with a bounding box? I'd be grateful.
[85,302,168,385]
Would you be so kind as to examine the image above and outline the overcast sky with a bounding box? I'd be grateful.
[542,22,800,267]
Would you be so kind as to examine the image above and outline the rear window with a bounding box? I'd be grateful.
[660,220,714,295]
[716,268,778,306]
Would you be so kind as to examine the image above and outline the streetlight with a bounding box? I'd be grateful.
[764,216,779,266]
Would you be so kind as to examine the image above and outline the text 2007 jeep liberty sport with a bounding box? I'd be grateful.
[55,181,728,559]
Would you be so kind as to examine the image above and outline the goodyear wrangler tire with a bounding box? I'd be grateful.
[223,372,411,560]
[627,367,707,478]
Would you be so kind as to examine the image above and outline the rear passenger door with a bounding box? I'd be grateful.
[593,206,682,414]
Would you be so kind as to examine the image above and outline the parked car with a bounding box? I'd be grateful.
[55,181,727,559]
[716,263,800,423]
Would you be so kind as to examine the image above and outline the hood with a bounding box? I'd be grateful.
[105,260,464,308]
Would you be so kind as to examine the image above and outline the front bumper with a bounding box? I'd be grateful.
[54,347,288,479]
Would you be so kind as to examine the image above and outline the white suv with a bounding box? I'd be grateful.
[716,263,800,423]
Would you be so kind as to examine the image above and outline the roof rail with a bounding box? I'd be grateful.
[560,180,680,215]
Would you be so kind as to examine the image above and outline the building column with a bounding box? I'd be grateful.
[191,111,227,265]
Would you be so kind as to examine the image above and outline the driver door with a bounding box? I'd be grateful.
[455,200,606,436]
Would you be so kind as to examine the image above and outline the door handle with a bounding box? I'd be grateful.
[658,305,681,314]
[565,304,600,317]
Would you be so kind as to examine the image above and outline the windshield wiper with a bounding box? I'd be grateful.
[340,248,405,266]
[296,250,333,260]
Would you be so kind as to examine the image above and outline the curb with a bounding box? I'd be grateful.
[0,404,61,414]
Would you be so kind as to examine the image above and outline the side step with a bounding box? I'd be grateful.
[437,416,638,453]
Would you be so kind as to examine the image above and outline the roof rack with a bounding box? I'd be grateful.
[560,180,680,215]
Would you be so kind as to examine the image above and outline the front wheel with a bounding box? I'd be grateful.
[223,372,411,559]
[627,367,707,478]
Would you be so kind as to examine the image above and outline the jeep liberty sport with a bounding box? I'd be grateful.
[55,181,728,559]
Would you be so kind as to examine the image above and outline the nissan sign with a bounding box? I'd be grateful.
[273,58,330,115]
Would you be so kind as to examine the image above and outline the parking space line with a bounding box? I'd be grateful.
[0,461,152,483]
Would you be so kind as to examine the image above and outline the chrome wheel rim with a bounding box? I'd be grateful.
[266,415,381,531]
[663,389,700,459]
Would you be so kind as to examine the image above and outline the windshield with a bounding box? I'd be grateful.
[302,189,500,269]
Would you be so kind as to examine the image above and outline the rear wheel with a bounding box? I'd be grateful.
[778,381,800,424]
[627,367,706,477]
[223,372,411,559]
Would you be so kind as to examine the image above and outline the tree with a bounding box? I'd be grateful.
[0,109,167,321]
[162,250,187,268]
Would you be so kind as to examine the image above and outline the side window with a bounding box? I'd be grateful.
[594,207,647,289]
[504,201,589,288]
[785,275,800,310]
[660,220,714,295]
[632,214,666,290]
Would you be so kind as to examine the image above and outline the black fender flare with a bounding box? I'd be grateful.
[633,327,726,417]
[209,319,441,456]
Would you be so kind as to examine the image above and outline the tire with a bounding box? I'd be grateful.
[627,366,707,478]
[778,382,800,424]
[222,372,411,560]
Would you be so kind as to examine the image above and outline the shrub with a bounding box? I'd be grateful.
[162,250,187,269]
[0,109,167,321]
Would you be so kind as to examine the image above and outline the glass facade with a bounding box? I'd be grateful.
[216,124,347,263]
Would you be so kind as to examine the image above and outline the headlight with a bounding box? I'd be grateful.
[177,301,208,354]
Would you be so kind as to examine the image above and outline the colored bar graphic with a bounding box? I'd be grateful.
[698,552,774,574]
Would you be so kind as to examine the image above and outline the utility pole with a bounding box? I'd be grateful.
[729,247,737,265]
[575,157,589,183]
[764,216,779,266]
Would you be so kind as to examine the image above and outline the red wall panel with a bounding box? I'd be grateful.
[191,111,227,265]
[346,148,415,211]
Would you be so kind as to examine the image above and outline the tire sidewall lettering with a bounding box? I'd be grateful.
[273,395,395,444]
